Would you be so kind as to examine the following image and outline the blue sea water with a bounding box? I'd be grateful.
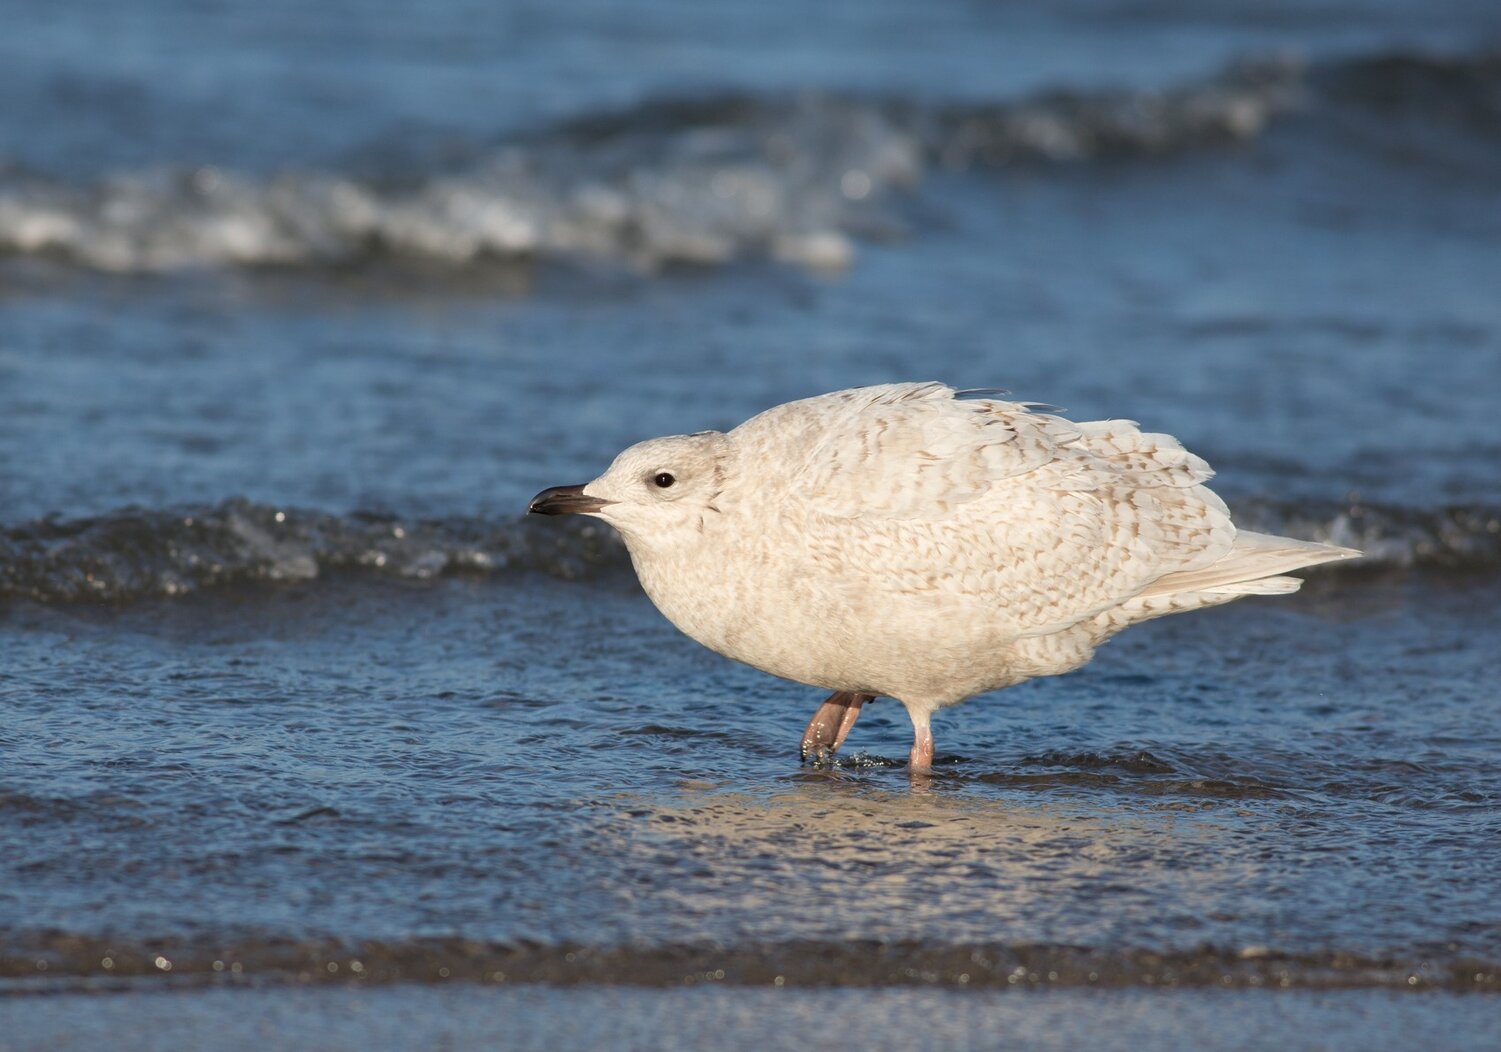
[2,0,1500,1046]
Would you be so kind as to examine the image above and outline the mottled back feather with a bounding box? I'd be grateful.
[732,382,1353,636]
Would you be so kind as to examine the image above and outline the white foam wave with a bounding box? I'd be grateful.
[0,58,1309,274]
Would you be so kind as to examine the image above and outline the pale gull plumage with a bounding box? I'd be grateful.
[529,382,1360,771]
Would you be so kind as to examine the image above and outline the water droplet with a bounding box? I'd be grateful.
[841,170,872,201]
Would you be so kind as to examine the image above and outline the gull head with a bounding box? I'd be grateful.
[528,431,731,547]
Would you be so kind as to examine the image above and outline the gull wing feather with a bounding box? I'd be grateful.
[775,382,1078,520]
[748,383,1344,635]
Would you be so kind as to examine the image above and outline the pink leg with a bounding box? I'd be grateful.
[800,691,873,763]
[908,711,935,772]
[831,695,867,751]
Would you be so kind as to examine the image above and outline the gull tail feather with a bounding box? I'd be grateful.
[1140,531,1362,599]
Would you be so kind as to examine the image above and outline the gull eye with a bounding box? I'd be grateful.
[653,472,676,489]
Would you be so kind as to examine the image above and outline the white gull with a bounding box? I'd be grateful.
[529,382,1360,771]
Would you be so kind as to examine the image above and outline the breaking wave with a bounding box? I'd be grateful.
[0,499,624,603]
[0,495,1496,605]
[1,49,1493,275]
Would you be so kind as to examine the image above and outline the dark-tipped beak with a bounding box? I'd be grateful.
[528,484,612,516]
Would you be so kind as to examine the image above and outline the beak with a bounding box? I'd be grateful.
[528,484,612,516]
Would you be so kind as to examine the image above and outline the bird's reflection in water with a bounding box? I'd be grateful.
[595,778,1247,947]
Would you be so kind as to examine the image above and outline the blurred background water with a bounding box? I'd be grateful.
[2,0,1500,1047]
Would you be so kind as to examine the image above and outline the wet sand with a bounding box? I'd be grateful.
[9,985,1500,1052]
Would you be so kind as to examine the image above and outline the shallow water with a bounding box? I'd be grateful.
[2,0,1500,1038]
[4,572,1499,985]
